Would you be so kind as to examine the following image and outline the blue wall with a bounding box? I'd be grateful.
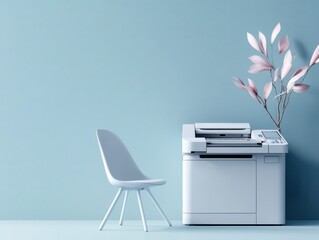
[0,0,318,220]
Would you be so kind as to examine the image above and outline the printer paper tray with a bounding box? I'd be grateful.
[207,143,262,147]
[206,146,268,154]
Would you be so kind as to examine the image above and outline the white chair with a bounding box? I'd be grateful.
[96,129,172,232]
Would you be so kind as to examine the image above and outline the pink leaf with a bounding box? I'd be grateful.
[247,32,261,52]
[246,86,261,103]
[263,82,273,100]
[248,78,258,94]
[248,64,272,74]
[286,81,294,92]
[281,64,292,80]
[281,50,292,79]
[286,66,307,92]
[274,68,280,82]
[290,66,308,83]
[259,31,267,56]
[232,77,246,89]
[278,35,289,54]
[271,23,281,44]
[309,44,319,66]
[292,84,309,93]
[249,55,272,68]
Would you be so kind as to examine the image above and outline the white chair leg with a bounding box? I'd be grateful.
[145,188,172,227]
[99,188,123,231]
[119,190,128,225]
[136,190,148,232]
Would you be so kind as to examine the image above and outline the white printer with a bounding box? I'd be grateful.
[182,123,288,225]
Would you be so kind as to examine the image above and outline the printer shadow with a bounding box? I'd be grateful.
[286,150,319,220]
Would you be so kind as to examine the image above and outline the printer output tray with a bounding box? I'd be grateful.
[206,138,262,147]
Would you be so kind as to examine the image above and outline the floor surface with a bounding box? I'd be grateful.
[0,220,318,240]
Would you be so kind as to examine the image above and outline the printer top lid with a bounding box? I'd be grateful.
[195,123,251,136]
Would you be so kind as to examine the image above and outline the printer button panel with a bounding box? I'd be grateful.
[262,131,285,145]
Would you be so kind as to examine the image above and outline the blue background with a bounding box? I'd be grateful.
[0,0,318,220]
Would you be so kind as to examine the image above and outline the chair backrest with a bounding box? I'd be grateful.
[96,129,147,185]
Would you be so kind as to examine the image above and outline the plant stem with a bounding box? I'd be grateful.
[257,96,278,128]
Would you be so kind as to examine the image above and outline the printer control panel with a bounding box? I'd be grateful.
[262,131,285,144]
[252,129,288,153]
[252,130,287,145]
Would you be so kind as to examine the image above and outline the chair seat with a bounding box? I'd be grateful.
[113,178,166,189]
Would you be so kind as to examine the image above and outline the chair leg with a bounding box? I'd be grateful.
[136,190,148,232]
[99,188,123,231]
[145,188,172,227]
[119,190,129,225]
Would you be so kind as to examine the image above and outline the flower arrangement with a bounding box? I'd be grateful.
[233,23,319,133]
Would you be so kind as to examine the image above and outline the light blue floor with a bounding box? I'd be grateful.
[0,220,318,240]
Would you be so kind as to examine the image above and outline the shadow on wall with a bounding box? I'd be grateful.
[294,40,310,61]
[286,149,319,219]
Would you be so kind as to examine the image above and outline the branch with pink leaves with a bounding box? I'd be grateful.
[233,23,319,133]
